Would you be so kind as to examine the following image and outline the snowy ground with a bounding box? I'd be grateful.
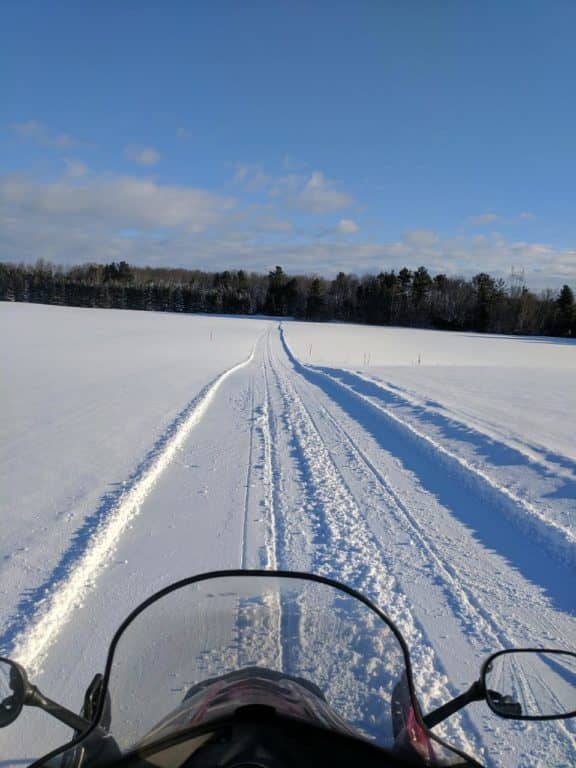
[1,305,574,767]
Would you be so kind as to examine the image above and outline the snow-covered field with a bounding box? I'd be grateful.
[1,304,574,766]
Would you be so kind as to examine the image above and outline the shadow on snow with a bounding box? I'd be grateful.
[319,369,576,503]
[280,332,574,616]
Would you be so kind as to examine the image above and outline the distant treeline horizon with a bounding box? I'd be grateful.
[1,260,574,337]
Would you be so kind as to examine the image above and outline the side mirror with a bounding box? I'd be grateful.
[0,657,28,727]
[482,649,576,720]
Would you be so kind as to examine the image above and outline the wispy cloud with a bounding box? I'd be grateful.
[0,172,234,235]
[468,211,501,226]
[64,159,88,178]
[402,228,438,248]
[124,145,161,166]
[0,158,571,290]
[294,171,353,213]
[233,163,271,190]
[1,171,572,289]
[12,120,85,149]
[468,211,538,227]
[336,218,359,235]
[234,163,354,213]
[255,215,294,233]
[176,127,191,140]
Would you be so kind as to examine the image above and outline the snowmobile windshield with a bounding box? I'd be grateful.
[35,572,474,766]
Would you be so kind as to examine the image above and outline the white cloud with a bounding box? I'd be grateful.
[0,170,572,291]
[267,173,300,199]
[64,159,88,178]
[467,211,538,228]
[468,212,501,226]
[256,216,294,233]
[402,228,438,248]
[232,164,353,214]
[12,120,84,149]
[233,163,271,190]
[294,171,353,213]
[0,173,235,237]
[336,218,359,235]
[251,236,575,289]
[124,145,161,166]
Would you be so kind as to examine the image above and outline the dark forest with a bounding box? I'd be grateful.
[1,260,574,337]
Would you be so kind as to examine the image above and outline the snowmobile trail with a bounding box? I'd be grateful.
[240,378,256,569]
[3,339,269,760]
[353,372,576,484]
[278,330,573,636]
[280,337,574,604]
[6,344,260,674]
[307,364,575,566]
[262,334,476,753]
[4,326,575,768]
[266,329,574,766]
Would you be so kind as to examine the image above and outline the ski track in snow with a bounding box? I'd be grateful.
[5,344,260,674]
[5,323,575,768]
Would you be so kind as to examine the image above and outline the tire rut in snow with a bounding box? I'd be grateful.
[264,337,477,756]
[276,330,576,766]
[284,350,576,751]
[259,352,278,570]
[308,364,575,568]
[280,333,574,614]
[240,377,256,569]
[280,332,574,648]
[292,371,507,650]
[279,331,572,643]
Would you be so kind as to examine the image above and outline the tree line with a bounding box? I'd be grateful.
[1,259,574,336]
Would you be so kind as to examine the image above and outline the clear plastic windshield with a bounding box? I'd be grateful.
[106,574,406,751]
[34,573,474,766]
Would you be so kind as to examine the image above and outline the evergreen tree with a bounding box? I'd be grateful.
[555,284,575,336]
[471,273,500,332]
[305,278,325,320]
[411,266,432,308]
[265,266,287,315]
[1,258,573,337]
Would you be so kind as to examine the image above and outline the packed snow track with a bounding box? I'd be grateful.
[2,323,575,767]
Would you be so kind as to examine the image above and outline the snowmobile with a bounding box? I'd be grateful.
[1,570,574,767]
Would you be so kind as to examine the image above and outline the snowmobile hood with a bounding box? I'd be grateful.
[137,667,360,749]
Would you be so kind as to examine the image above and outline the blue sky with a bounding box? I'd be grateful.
[1,1,575,288]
